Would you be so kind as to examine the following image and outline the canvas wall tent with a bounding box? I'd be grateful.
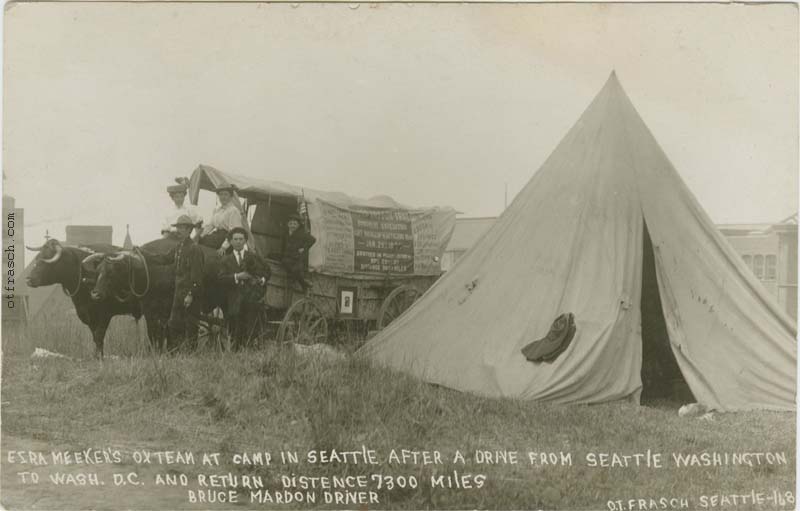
[359,72,797,411]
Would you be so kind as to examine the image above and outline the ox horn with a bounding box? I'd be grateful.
[26,244,45,252]
[82,253,106,266]
[108,253,127,261]
[41,243,63,264]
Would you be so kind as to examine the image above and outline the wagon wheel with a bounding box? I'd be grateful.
[377,285,421,330]
[277,298,329,345]
[250,304,281,346]
[197,308,230,353]
[248,306,270,346]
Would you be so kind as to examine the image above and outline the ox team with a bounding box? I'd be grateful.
[25,182,315,354]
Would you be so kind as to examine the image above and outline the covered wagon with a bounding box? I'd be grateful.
[187,164,456,345]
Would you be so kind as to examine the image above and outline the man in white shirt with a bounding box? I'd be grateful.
[162,184,203,239]
[217,227,270,348]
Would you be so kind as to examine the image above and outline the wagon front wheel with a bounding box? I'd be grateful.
[277,298,329,345]
[377,285,421,330]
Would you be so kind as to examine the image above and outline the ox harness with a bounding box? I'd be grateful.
[114,248,151,302]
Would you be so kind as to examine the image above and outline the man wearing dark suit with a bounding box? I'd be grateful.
[282,213,316,293]
[147,215,205,350]
[218,227,270,349]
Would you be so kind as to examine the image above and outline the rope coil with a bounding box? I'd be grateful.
[128,246,151,298]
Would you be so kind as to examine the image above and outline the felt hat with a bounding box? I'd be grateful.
[171,215,196,227]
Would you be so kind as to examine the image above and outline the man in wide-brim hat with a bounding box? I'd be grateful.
[147,214,205,350]
[172,215,196,230]
[162,182,203,239]
[200,184,245,256]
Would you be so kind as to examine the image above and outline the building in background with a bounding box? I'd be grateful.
[771,215,798,321]
[718,222,780,295]
[65,225,114,246]
[439,217,496,272]
[443,214,798,320]
[721,214,798,320]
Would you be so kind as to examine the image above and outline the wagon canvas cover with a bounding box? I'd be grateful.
[360,73,797,411]
[189,165,456,276]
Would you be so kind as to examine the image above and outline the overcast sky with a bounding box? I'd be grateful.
[4,2,798,249]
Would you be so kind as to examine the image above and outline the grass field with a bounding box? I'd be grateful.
[1,319,796,510]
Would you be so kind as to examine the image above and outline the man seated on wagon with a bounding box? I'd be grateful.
[161,183,203,240]
[199,184,246,256]
[282,213,316,294]
[217,227,270,349]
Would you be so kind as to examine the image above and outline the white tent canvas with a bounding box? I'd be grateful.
[360,73,797,412]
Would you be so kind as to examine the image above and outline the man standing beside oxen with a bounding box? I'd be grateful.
[217,227,270,349]
[148,215,205,348]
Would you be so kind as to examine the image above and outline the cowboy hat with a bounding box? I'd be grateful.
[171,215,196,227]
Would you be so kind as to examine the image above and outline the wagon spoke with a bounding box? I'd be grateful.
[307,317,325,334]
[378,286,421,330]
[279,298,329,345]
[300,309,314,331]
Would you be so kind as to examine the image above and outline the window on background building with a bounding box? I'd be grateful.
[765,255,777,280]
[753,255,765,279]
[742,255,752,270]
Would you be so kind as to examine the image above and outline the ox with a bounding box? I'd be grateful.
[25,239,142,358]
[84,249,173,352]
[88,238,227,352]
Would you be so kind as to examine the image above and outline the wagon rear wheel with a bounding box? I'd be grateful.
[277,298,329,345]
[377,285,421,330]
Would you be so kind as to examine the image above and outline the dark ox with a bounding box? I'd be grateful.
[25,239,142,358]
[89,238,227,352]
[87,250,172,352]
